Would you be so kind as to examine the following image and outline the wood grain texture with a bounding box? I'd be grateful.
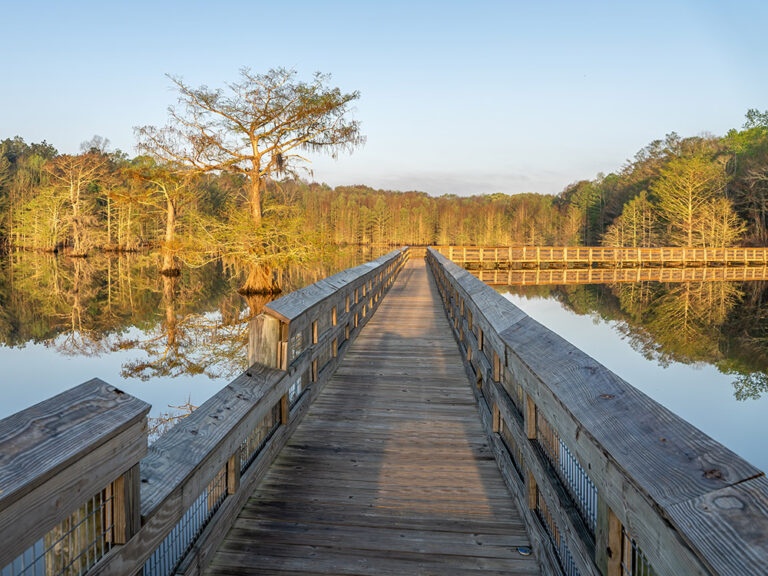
[205,259,539,576]
[139,364,287,518]
[667,474,768,575]
[0,379,150,568]
[0,378,150,510]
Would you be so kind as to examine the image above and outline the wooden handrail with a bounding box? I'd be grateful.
[0,247,410,576]
[431,245,768,266]
[427,247,768,576]
[471,265,768,285]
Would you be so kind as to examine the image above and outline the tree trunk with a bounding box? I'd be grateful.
[248,176,262,227]
[162,274,178,349]
[160,197,180,276]
[106,195,112,249]
[70,180,87,257]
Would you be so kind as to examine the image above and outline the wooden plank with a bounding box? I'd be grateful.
[0,378,149,510]
[501,315,760,507]
[138,363,287,518]
[247,313,282,368]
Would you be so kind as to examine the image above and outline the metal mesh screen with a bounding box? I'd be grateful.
[621,527,657,576]
[536,411,597,534]
[240,401,281,473]
[144,466,227,576]
[1,488,114,576]
[536,489,581,576]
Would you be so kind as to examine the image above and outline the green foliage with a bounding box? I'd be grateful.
[2,109,768,257]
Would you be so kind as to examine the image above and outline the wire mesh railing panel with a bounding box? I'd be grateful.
[536,489,581,576]
[1,489,114,576]
[536,411,597,535]
[144,466,227,576]
[288,371,307,407]
[621,527,657,576]
[240,401,281,473]
[289,326,308,365]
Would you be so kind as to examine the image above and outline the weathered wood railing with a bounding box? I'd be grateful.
[471,265,768,286]
[0,247,410,576]
[427,247,768,576]
[0,380,150,575]
[432,245,768,267]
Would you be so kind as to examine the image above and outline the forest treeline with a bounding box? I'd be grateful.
[1,110,767,262]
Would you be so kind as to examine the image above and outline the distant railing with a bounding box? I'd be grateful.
[427,247,768,576]
[0,247,410,576]
[432,245,768,267]
[470,265,768,285]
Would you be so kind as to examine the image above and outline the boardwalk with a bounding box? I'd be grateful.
[205,260,539,575]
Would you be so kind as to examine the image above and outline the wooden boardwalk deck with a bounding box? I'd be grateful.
[205,259,539,575]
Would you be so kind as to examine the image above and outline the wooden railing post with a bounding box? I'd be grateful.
[525,393,536,440]
[524,395,538,511]
[248,314,283,368]
[596,496,623,576]
[113,463,142,545]
[0,379,150,571]
[280,393,290,425]
[227,451,242,496]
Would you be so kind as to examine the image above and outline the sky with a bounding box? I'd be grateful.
[1,0,766,196]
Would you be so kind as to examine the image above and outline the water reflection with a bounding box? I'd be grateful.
[498,276,768,400]
[0,246,387,420]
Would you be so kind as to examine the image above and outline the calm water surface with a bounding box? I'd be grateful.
[0,248,384,433]
[502,279,768,472]
[2,251,767,470]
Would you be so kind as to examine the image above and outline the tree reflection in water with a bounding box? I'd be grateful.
[9,249,764,406]
[0,246,378,386]
[503,278,768,400]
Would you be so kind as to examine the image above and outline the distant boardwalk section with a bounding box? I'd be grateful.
[472,265,768,285]
[433,245,768,268]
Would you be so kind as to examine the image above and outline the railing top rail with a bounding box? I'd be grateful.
[0,377,150,512]
[427,247,768,575]
[265,248,405,323]
[430,244,766,250]
[139,363,285,517]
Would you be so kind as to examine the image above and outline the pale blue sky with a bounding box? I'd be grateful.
[1,0,765,195]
